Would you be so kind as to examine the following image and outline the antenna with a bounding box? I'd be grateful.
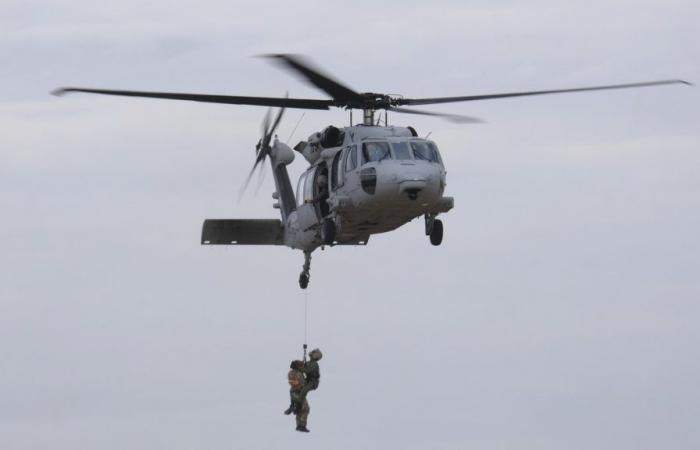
[425,132,432,139]
[286,112,306,144]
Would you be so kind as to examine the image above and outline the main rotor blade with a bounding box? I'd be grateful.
[397,79,691,106]
[261,54,363,103]
[389,107,483,124]
[52,87,333,110]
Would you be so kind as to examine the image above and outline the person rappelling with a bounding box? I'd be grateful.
[284,347,322,432]
[285,360,310,432]
[300,348,322,399]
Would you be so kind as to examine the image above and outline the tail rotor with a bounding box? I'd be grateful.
[239,104,286,199]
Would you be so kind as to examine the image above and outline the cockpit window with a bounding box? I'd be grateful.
[391,142,412,160]
[362,142,392,163]
[428,143,442,164]
[410,141,439,163]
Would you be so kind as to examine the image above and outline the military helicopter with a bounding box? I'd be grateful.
[53,54,689,288]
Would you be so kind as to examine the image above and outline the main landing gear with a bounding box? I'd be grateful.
[425,214,443,246]
[299,251,311,289]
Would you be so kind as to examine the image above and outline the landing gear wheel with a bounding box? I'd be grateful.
[321,218,336,245]
[299,272,309,289]
[430,219,443,246]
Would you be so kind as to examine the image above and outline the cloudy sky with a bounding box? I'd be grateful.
[1,1,698,449]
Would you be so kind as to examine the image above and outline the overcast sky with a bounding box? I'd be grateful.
[1,1,699,449]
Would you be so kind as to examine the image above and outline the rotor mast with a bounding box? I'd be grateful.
[363,109,375,126]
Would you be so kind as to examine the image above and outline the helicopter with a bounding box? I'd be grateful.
[53,54,690,289]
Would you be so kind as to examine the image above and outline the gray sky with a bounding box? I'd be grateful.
[1,1,699,449]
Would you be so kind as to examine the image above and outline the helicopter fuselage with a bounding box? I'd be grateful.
[282,124,454,252]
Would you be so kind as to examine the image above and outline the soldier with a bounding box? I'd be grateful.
[299,348,322,403]
[284,360,304,415]
[284,360,310,432]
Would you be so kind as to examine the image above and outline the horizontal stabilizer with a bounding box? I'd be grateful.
[201,219,284,245]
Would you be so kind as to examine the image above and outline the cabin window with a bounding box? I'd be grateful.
[296,171,308,206]
[331,149,343,190]
[391,142,412,160]
[362,142,391,163]
[410,141,439,163]
[303,167,316,203]
[345,145,357,172]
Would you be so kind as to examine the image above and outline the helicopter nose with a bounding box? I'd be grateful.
[399,178,427,200]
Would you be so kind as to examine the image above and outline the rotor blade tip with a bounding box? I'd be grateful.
[256,53,293,61]
[678,79,693,86]
[51,88,67,96]
[451,117,485,124]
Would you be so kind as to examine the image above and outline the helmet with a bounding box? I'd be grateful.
[309,348,323,361]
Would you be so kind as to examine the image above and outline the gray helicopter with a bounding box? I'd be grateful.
[53,54,689,289]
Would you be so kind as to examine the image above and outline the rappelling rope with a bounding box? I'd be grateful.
[303,288,309,362]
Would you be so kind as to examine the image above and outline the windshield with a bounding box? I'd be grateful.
[362,142,392,162]
[410,141,439,163]
[391,141,412,160]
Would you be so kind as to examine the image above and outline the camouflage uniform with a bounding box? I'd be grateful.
[299,349,322,403]
[287,366,310,431]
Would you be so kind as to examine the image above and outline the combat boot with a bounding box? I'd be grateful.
[296,425,310,433]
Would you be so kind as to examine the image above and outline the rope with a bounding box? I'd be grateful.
[303,288,309,362]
